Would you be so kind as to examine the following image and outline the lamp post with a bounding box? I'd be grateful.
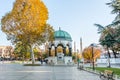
[91,44,95,70]
[90,43,97,71]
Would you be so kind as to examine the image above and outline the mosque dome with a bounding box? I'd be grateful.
[54,28,72,41]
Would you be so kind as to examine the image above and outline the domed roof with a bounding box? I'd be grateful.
[54,28,72,41]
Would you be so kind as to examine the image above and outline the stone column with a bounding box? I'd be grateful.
[55,47,57,56]
[69,48,72,56]
[49,48,51,56]
[63,47,66,56]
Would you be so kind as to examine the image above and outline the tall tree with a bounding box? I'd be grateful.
[82,46,101,62]
[94,0,120,58]
[107,0,120,14]
[43,24,54,42]
[14,41,30,60]
[94,24,117,58]
[1,0,48,64]
[107,0,120,55]
[107,0,120,28]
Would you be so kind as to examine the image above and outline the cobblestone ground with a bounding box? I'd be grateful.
[0,63,101,80]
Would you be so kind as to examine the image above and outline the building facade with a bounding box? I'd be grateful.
[0,46,13,60]
[48,28,73,65]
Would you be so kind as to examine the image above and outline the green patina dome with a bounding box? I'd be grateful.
[54,28,72,41]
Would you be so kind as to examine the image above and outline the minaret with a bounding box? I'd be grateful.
[80,37,84,65]
[80,37,82,53]
[74,41,77,62]
[74,41,76,53]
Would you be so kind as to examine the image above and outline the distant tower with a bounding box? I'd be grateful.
[74,41,76,53]
[80,37,82,53]
[74,41,77,62]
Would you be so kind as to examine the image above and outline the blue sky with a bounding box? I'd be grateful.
[0,0,116,50]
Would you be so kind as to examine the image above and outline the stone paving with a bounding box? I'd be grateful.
[0,63,101,80]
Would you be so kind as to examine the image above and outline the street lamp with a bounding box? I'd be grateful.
[90,43,97,70]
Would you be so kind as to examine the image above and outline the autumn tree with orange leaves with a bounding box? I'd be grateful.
[82,46,101,63]
[1,0,50,64]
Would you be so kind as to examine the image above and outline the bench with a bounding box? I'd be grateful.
[100,70,114,80]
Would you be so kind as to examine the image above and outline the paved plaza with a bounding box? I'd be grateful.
[0,63,101,80]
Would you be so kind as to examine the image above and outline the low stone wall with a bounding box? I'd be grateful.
[83,68,120,80]
[97,58,120,64]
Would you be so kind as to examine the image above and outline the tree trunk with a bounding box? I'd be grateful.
[112,49,117,58]
[22,55,24,64]
[107,47,111,68]
[30,45,35,64]
[107,47,111,58]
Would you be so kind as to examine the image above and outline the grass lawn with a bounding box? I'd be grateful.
[89,67,120,77]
